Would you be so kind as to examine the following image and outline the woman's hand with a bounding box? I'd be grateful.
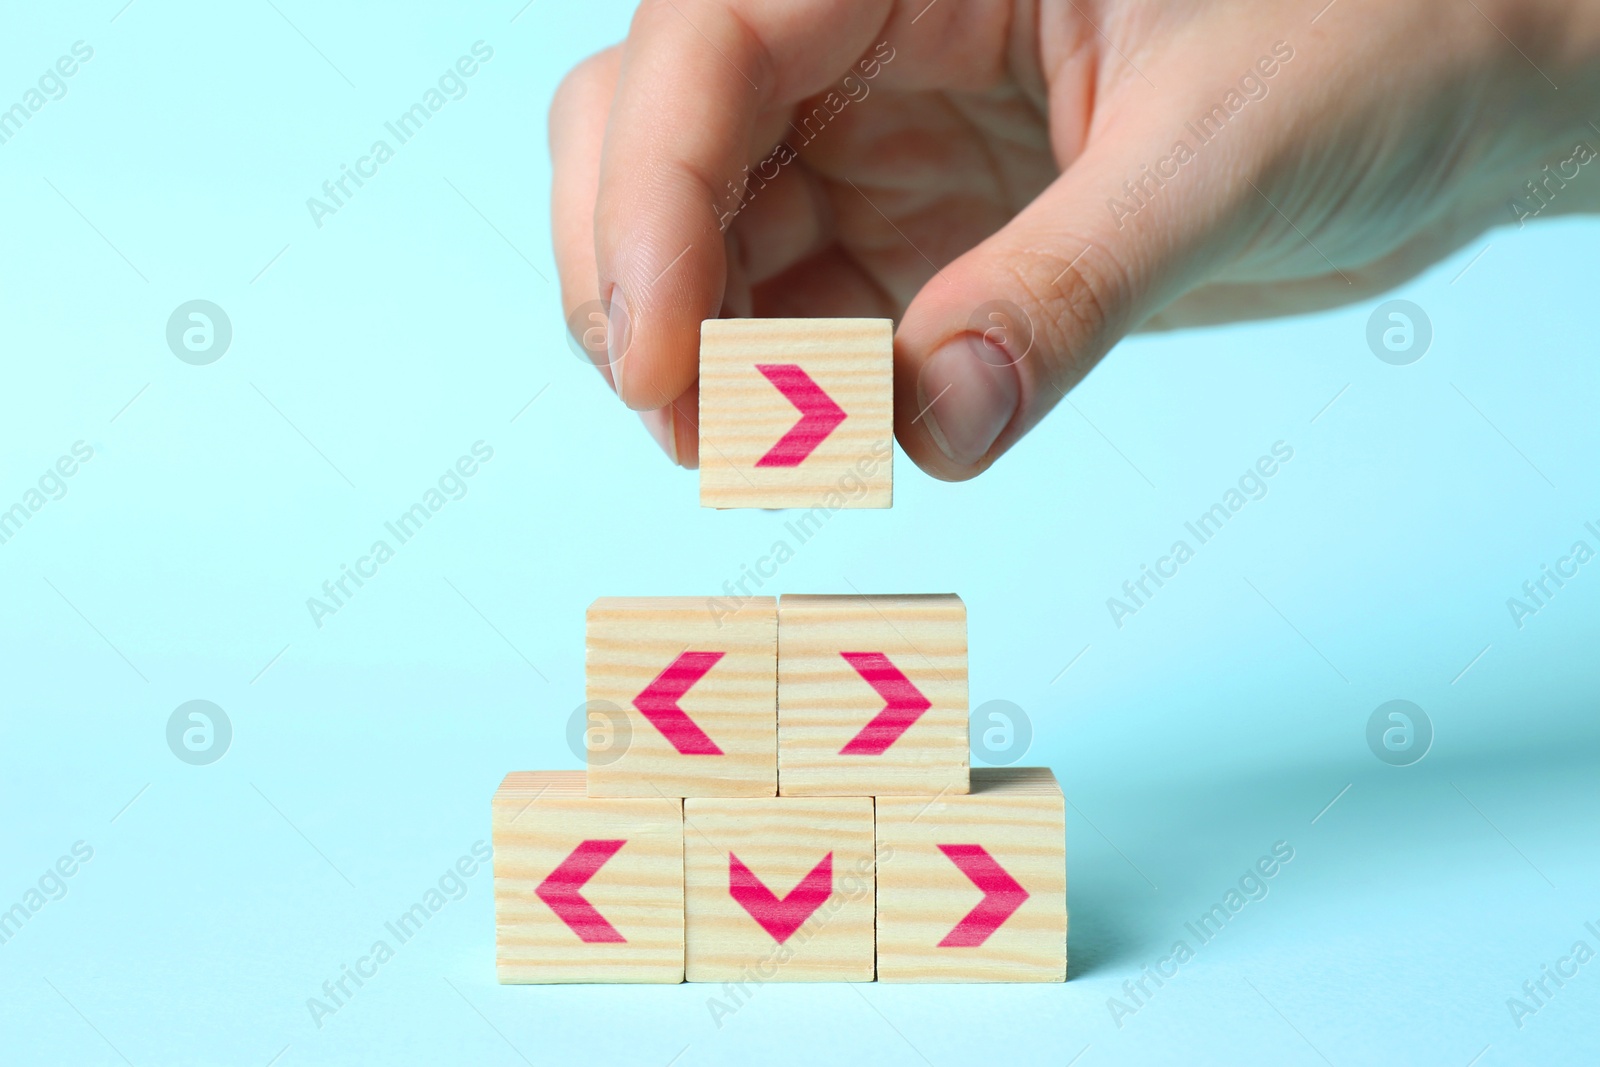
[551,0,1600,478]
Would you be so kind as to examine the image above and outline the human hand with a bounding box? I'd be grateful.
[552,0,1600,479]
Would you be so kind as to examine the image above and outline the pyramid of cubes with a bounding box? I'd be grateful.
[490,593,1067,983]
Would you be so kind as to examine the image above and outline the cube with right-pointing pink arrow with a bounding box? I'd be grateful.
[698,318,894,510]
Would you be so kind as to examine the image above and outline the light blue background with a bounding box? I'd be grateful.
[2,3,1597,1065]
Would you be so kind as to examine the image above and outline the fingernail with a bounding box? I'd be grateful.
[606,285,632,397]
[917,335,1021,467]
[640,405,678,466]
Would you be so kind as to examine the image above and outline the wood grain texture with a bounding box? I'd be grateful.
[778,594,969,796]
[684,796,876,982]
[586,597,776,797]
[699,318,893,510]
[875,767,1066,983]
[492,771,684,983]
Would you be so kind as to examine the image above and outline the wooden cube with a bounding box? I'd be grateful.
[875,767,1066,982]
[698,318,893,510]
[683,796,876,982]
[778,594,969,796]
[492,771,683,983]
[586,596,776,797]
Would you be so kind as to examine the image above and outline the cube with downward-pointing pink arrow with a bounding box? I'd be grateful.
[683,796,877,982]
[875,768,1067,982]
[698,318,893,510]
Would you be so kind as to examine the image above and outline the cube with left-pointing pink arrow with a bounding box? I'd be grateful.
[491,771,684,983]
[585,596,778,797]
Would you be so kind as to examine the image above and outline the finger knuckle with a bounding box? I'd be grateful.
[549,49,613,126]
[1008,243,1132,376]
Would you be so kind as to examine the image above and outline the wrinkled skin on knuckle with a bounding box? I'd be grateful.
[1009,245,1131,401]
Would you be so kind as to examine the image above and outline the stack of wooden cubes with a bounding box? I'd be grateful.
[491,594,1067,983]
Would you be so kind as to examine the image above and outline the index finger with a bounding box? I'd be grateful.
[595,0,893,411]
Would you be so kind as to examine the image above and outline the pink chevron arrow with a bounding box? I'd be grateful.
[728,851,833,943]
[536,839,627,943]
[754,363,846,467]
[936,844,1029,947]
[633,651,725,755]
[837,651,932,755]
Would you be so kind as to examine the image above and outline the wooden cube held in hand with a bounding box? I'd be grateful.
[586,596,777,797]
[778,593,969,796]
[875,767,1066,982]
[492,772,684,983]
[698,318,893,510]
[683,796,877,982]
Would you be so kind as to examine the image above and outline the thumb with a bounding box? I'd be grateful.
[894,125,1229,480]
